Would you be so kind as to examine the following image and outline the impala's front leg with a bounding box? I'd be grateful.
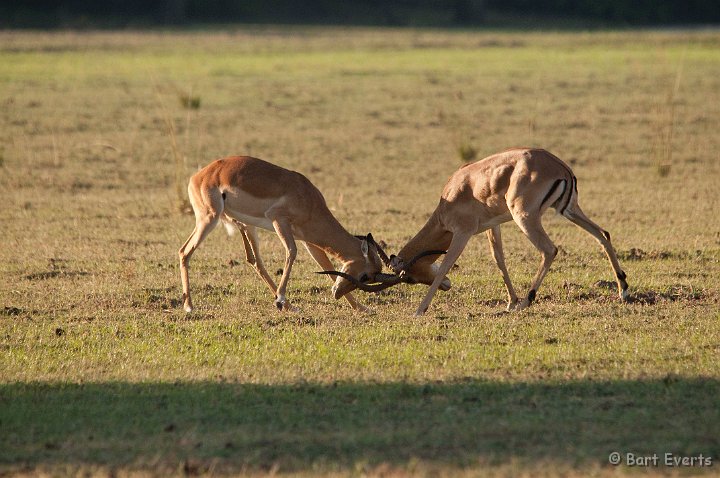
[415,232,471,317]
[239,224,301,310]
[486,227,519,311]
[304,243,370,313]
[271,217,298,312]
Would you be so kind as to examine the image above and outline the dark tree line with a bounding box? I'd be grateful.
[489,0,720,25]
[2,0,718,27]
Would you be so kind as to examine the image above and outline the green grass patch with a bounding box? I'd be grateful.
[2,379,718,475]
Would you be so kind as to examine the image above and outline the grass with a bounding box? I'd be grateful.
[3,379,718,476]
[1,27,719,476]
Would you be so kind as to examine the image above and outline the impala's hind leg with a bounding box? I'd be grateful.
[511,211,558,311]
[486,226,519,311]
[238,225,279,294]
[178,189,223,312]
[562,205,629,300]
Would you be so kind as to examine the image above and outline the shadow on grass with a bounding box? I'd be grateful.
[1,379,718,473]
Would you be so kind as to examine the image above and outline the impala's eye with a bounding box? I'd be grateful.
[359,273,369,282]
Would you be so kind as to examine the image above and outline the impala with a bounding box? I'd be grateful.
[324,148,629,316]
[178,155,397,313]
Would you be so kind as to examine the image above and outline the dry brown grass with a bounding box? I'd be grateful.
[1,28,719,476]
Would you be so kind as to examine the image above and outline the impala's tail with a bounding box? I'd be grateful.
[218,192,239,237]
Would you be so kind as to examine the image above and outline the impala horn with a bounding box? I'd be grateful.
[316,271,404,293]
[315,246,447,294]
[399,249,447,272]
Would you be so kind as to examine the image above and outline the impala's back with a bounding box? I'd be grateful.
[438,149,574,232]
[189,156,321,232]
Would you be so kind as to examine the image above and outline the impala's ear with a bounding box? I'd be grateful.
[361,238,369,259]
[389,254,403,272]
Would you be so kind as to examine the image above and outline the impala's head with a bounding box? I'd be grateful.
[389,253,452,291]
[329,233,387,300]
[319,245,449,297]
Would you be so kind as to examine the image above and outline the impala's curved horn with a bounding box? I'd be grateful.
[316,270,404,293]
[401,250,447,272]
[368,234,392,267]
[373,272,400,282]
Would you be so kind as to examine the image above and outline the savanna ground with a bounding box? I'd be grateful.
[1,27,719,476]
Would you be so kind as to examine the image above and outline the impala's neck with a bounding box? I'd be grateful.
[397,211,452,267]
[304,208,364,263]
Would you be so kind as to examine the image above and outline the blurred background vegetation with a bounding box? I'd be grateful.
[3,0,720,29]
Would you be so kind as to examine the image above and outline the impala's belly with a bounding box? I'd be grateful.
[476,212,513,234]
[222,188,279,231]
[224,210,274,230]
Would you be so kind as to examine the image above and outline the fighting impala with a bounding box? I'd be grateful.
[325,148,629,316]
[178,155,400,313]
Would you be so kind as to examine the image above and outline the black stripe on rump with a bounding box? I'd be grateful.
[541,179,565,209]
[559,175,576,214]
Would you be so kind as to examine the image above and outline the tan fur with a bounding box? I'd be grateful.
[178,156,383,313]
[393,148,629,316]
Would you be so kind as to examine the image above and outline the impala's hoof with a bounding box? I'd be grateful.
[413,306,428,317]
[275,296,299,313]
[274,293,286,309]
[183,302,193,313]
[514,300,530,312]
[620,287,630,302]
[352,303,370,313]
[506,300,519,312]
